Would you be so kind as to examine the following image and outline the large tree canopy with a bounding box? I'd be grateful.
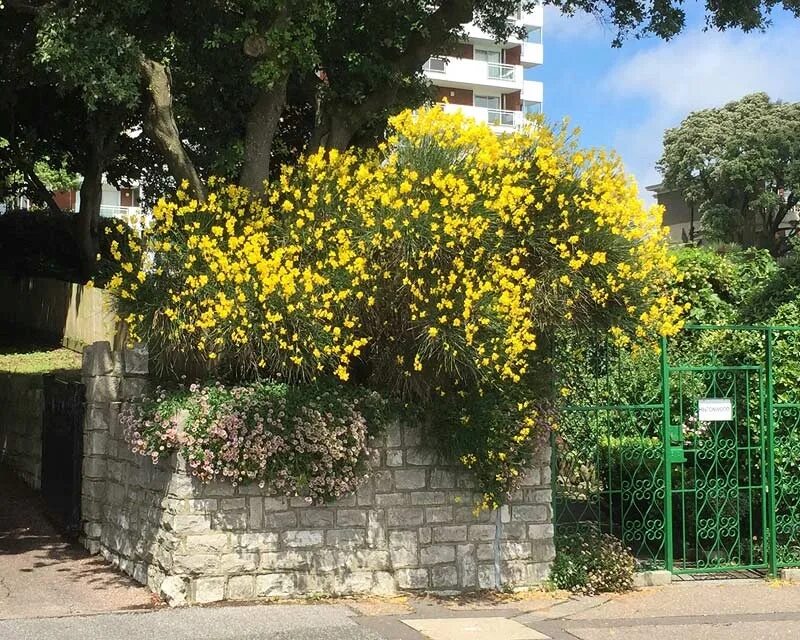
[4,0,800,276]
[658,93,800,256]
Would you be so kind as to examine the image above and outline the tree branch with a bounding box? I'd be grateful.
[139,56,205,200]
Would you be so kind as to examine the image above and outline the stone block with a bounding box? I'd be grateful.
[396,568,429,589]
[478,564,497,589]
[211,510,247,532]
[431,565,459,589]
[430,470,455,489]
[433,525,467,543]
[260,550,312,571]
[299,509,335,528]
[375,492,409,507]
[373,471,394,492]
[123,344,149,375]
[326,529,366,548]
[389,530,419,568]
[385,424,403,448]
[220,497,247,511]
[457,544,478,588]
[469,524,497,542]
[527,523,554,541]
[236,532,280,552]
[193,577,226,604]
[159,576,188,606]
[366,511,387,549]
[405,448,437,466]
[500,541,531,561]
[530,540,555,563]
[387,507,424,527]
[283,530,324,548]
[419,527,432,545]
[248,498,263,529]
[333,571,374,595]
[121,377,148,401]
[220,552,258,573]
[394,469,427,490]
[172,553,220,575]
[510,505,548,523]
[265,511,298,529]
[425,507,453,523]
[403,425,422,447]
[183,533,229,554]
[85,375,121,403]
[372,571,397,596]
[226,575,256,600]
[263,497,289,511]
[386,450,404,467]
[633,570,672,588]
[411,492,446,506]
[337,509,367,527]
[420,544,456,565]
[256,573,297,597]
[84,341,114,376]
[169,514,212,535]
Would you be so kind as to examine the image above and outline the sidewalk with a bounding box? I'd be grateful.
[4,579,800,640]
[0,469,154,620]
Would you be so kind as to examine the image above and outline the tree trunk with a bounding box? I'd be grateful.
[308,111,356,151]
[139,57,205,200]
[76,151,103,281]
[239,77,289,192]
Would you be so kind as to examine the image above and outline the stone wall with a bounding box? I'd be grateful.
[81,341,554,605]
[0,274,117,351]
[0,373,45,488]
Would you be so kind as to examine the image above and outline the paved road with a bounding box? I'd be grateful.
[5,580,800,640]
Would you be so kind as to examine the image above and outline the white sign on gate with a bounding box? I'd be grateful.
[698,398,733,422]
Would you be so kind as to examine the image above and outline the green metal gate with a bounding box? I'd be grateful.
[553,325,800,575]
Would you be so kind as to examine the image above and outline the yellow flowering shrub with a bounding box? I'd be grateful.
[109,105,685,504]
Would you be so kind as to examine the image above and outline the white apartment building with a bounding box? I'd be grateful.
[423,4,544,131]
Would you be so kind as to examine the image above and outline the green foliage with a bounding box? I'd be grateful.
[551,525,635,594]
[430,390,556,509]
[0,210,135,286]
[658,93,800,255]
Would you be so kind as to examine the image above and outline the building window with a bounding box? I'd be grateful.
[475,96,513,127]
[526,27,542,44]
[423,57,446,73]
[474,49,502,64]
[523,101,542,115]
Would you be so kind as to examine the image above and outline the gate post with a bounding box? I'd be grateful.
[765,328,778,576]
[660,336,673,572]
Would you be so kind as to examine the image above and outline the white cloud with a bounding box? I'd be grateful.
[604,24,800,197]
[543,5,608,41]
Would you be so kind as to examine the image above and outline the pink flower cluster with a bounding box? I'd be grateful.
[121,382,382,503]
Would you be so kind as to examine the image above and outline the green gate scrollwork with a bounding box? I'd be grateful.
[554,325,800,576]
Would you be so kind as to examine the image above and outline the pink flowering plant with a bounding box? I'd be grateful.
[121,381,388,503]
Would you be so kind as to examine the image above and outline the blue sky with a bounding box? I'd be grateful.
[527,6,800,201]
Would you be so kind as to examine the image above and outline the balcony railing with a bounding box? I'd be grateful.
[440,103,527,130]
[99,205,148,233]
[423,57,446,73]
[487,62,516,81]
[423,57,521,86]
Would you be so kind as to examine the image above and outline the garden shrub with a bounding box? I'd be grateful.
[109,105,685,504]
[551,525,635,594]
[121,381,388,503]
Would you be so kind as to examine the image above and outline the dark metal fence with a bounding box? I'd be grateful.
[41,375,85,535]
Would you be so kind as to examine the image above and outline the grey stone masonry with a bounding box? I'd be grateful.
[0,373,46,489]
[80,341,554,605]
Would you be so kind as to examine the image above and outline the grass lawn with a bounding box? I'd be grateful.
[0,333,82,375]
